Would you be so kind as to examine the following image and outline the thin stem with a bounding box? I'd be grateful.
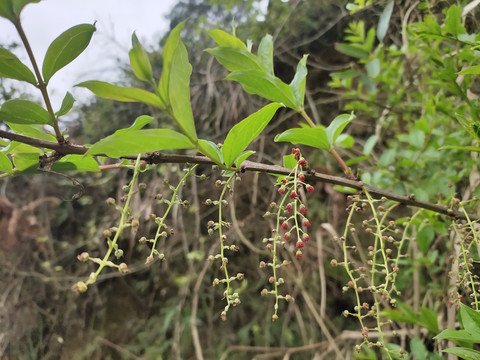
[330,147,356,180]
[299,108,317,128]
[218,174,235,315]
[87,154,142,285]
[341,202,367,333]
[14,21,64,142]
[149,165,198,258]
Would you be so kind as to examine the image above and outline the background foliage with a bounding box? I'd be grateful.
[2,0,480,359]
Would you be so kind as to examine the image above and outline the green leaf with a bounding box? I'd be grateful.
[10,143,42,170]
[197,139,223,165]
[366,58,380,78]
[85,129,195,157]
[158,20,186,106]
[0,47,36,84]
[377,1,394,42]
[444,5,466,38]
[460,304,480,340]
[409,338,428,360]
[364,134,378,155]
[55,92,75,117]
[458,65,480,75]
[335,43,369,59]
[435,329,476,343]
[226,70,298,109]
[207,29,248,50]
[419,307,439,333]
[289,55,308,108]
[382,302,418,323]
[76,81,165,108]
[52,154,99,172]
[234,150,255,168]
[0,0,40,21]
[275,126,330,150]
[7,123,56,142]
[42,24,96,82]
[116,115,153,134]
[335,134,354,148]
[442,347,480,360]
[417,225,434,253]
[331,69,360,79]
[222,102,283,168]
[129,32,153,82]
[206,47,265,72]
[0,152,13,172]
[283,153,297,168]
[326,112,355,147]
[439,145,480,152]
[258,34,274,75]
[0,99,52,125]
[168,38,197,142]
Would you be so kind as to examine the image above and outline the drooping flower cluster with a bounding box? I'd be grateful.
[275,148,314,259]
[260,148,315,320]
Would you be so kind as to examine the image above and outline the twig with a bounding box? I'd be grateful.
[0,128,476,220]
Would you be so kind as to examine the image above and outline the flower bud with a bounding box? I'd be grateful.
[77,252,89,262]
[295,249,303,259]
[145,255,154,264]
[296,240,304,249]
[118,263,129,274]
[306,185,314,193]
[73,281,88,294]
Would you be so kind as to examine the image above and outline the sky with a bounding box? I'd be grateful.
[0,0,178,105]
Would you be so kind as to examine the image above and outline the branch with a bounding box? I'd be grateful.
[147,155,477,221]
[0,129,87,154]
[0,129,475,221]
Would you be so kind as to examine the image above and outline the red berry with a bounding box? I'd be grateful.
[291,148,300,159]
[278,186,286,195]
[295,250,303,259]
[302,220,311,228]
[302,234,310,242]
[285,203,293,212]
[306,185,314,193]
[298,174,305,182]
[298,158,307,166]
[283,233,291,242]
[299,205,307,214]
[281,222,289,230]
[289,191,299,199]
[281,178,287,184]
[296,241,304,249]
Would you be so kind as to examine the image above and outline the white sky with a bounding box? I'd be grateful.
[0,0,178,105]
